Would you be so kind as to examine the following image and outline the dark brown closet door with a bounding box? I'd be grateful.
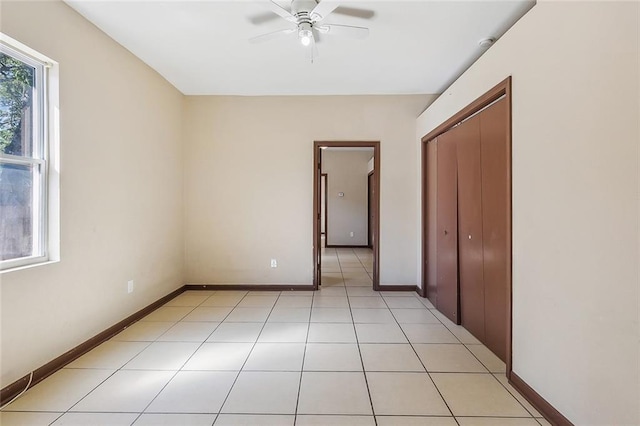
[456,116,486,342]
[426,140,439,307]
[436,134,459,324]
[480,98,509,362]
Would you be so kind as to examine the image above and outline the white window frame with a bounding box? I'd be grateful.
[0,34,59,272]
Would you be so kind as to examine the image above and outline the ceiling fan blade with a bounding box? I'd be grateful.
[312,28,322,44]
[247,12,281,25]
[266,1,297,22]
[332,6,375,20]
[310,1,340,21]
[249,27,296,44]
[317,24,369,39]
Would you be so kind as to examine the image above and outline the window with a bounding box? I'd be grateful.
[0,36,56,271]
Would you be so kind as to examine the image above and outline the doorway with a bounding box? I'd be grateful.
[313,141,380,290]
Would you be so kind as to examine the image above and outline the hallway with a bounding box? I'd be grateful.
[320,245,374,289]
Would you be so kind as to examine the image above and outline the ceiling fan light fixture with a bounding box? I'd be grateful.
[299,23,313,46]
[300,30,312,46]
[250,1,371,54]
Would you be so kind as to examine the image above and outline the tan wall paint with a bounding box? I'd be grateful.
[0,1,184,386]
[417,2,639,424]
[322,150,372,246]
[184,95,435,285]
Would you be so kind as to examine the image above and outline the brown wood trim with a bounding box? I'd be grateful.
[325,244,370,249]
[0,286,186,406]
[420,77,513,375]
[420,138,428,298]
[504,77,513,377]
[313,141,380,291]
[367,170,374,249]
[378,285,419,292]
[371,145,380,291]
[315,141,380,148]
[421,77,512,144]
[321,173,328,238]
[313,143,320,289]
[184,284,315,291]
[510,372,574,426]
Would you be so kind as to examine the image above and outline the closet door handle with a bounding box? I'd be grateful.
[443,229,448,235]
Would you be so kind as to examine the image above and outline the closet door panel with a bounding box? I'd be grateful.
[480,98,509,362]
[456,116,485,342]
[436,134,459,324]
[426,140,439,307]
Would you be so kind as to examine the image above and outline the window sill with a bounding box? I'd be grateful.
[0,258,60,275]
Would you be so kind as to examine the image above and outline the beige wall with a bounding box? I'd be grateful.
[9,5,633,423]
[417,2,639,424]
[0,1,184,387]
[322,150,373,246]
[184,95,435,285]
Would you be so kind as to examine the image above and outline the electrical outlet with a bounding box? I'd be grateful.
[270,259,277,268]
[350,232,354,237]
[127,280,134,293]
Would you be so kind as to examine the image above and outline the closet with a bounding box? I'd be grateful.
[425,97,509,362]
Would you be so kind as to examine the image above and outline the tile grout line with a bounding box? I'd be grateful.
[489,372,543,418]
[380,295,460,426]
[153,290,220,343]
[344,262,378,426]
[213,291,284,420]
[14,288,532,424]
[427,304,536,418]
[24,298,215,424]
[130,290,249,425]
[53,339,156,423]
[56,302,208,424]
[46,412,65,425]
[353,247,374,280]
[343,248,373,290]
[385,296,536,422]
[292,287,314,425]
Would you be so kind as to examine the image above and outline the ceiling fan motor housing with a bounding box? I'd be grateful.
[291,0,319,21]
[248,0,370,51]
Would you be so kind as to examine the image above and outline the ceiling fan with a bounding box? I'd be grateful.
[249,0,373,61]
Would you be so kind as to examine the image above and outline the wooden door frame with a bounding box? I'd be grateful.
[321,173,328,237]
[420,77,512,376]
[313,141,381,290]
[367,171,374,248]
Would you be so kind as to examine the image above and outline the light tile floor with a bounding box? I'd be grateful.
[1,247,547,425]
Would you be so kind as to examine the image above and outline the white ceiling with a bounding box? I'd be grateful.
[65,0,535,96]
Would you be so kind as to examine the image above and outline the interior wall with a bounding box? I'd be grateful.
[0,1,185,387]
[416,2,639,424]
[322,150,372,246]
[184,95,435,285]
